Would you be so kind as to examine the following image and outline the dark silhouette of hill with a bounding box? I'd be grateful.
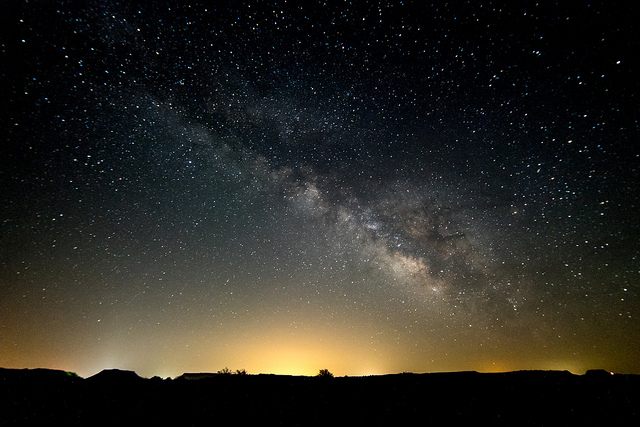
[1,367,638,426]
[86,368,144,384]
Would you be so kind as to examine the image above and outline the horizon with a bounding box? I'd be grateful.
[0,364,623,380]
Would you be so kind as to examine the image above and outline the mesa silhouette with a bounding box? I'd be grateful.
[1,368,638,425]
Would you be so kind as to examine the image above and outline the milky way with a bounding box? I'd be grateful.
[1,1,638,377]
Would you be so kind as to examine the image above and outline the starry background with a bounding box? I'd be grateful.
[1,1,638,378]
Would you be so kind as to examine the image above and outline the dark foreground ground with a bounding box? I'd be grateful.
[1,368,638,426]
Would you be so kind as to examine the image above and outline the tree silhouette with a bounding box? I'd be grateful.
[317,369,334,378]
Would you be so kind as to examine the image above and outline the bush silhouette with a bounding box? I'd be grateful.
[317,369,334,378]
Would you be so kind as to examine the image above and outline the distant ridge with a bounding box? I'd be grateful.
[0,367,630,380]
[86,368,143,382]
[1,367,638,425]
[176,372,219,380]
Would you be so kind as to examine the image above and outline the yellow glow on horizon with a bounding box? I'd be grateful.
[252,345,329,376]
[212,320,393,377]
[244,342,390,377]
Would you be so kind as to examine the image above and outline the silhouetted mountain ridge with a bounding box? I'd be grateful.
[86,368,144,383]
[1,367,638,426]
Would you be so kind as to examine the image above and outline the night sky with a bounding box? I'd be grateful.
[1,1,639,378]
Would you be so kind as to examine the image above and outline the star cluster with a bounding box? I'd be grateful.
[1,1,638,377]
